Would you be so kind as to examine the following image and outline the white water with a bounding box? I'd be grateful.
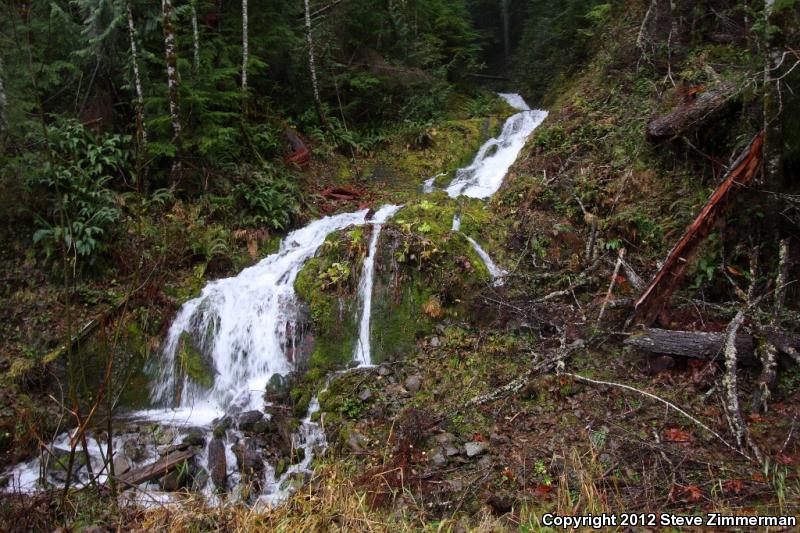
[465,235,506,286]
[445,94,547,199]
[4,92,545,501]
[354,205,403,366]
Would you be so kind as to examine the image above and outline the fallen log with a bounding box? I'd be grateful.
[632,132,763,326]
[625,327,800,363]
[115,448,194,488]
[646,82,735,142]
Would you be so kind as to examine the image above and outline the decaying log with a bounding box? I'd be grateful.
[646,82,735,142]
[625,327,800,363]
[115,448,194,487]
[633,132,763,326]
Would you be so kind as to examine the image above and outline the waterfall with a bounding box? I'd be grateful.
[5,93,546,500]
[445,95,547,199]
[354,205,403,366]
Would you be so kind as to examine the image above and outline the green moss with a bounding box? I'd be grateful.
[177,331,213,388]
[294,228,369,373]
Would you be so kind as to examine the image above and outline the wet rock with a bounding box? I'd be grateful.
[191,468,209,491]
[444,444,460,457]
[434,432,456,445]
[160,461,191,491]
[429,448,447,467]
[347,431,368,452]
[237,410,264,431]
[232,438,264,479]
[112,453,131,476]
[207,437,228,489]
[464,441,488,457]
[358,388,373,402]
[181,429,206,448]
[154,428,176,446]
[48,448,87,482]
[377,365,392,377]
[212,417,231,439]
[404,375,422,393]
[252,420,271,434]
[430,336,441,348]
[123,438,147,463]
[265,373,291,403]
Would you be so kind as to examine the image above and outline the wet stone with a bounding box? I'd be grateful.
[377,365,392,377]
[123,438,147,463]
[112,453,131,476]
[207,436,228,490]
[404,375,422,393]
[182,428,206,447]
[358,388,373,402]
[465,441,488,457]
[237,410,264,431]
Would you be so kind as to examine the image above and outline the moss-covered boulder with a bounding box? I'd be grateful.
[369,196,496,363]
[294,226,370,373]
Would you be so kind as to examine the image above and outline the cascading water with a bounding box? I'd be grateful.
[354,205,403,366]
[444,93,547,284]
[4,93,546,502]
[446,94,547,199]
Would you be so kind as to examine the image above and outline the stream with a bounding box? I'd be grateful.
[3,94,546,506]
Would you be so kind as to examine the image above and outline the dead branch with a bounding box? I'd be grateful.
[722,311,763,462]
[466,340,584,406]
[633,132,764,326]
[563,371,749,459]
[598,248,625,323]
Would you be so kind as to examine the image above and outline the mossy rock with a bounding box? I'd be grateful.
[294,226,370,373]
[177,330,214,389]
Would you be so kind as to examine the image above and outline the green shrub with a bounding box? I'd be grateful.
[29,118,129,266]
[235,164,300,230]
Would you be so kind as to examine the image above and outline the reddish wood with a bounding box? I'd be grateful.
[633,132,764,326]
[322,186,364,201]
[284,129,311,167]
[646,82,735,142]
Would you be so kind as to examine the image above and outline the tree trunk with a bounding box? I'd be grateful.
[0,54,7,141]
[125,1,146,152]
[762,0,783,186]
[500,0,510,65]
[304,0,326,125]
[191,2,200,77]
[115,448,195,487]
[161,0,181,144]
[242,0,248,93]
[624,326,800,363]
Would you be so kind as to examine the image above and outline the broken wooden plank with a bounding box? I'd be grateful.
[625,327,800,363]
[633,132,763,326]
[115,448,194,487]
[646,82,735,142]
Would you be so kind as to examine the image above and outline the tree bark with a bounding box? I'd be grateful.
[500,0,510,65]
[633,132,763,326]
[242,0,248,93]
[161,0,181,144]
[125,1,146,152]
[762,0,783,186]
[115,448,194,487]
[0,54,7,141]
[645,82,735,141]
[304,0,326,125]
[191,2,200,77]
[625,326,800,363]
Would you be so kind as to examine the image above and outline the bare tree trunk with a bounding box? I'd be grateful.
[191,2,200,77]
[241,0,248,93]
[500,0,510,65]
[125,2,146,152]
[762,0,783,186]
[161,0,182,176]
[0,54,7,141]
[304,0,326,125]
